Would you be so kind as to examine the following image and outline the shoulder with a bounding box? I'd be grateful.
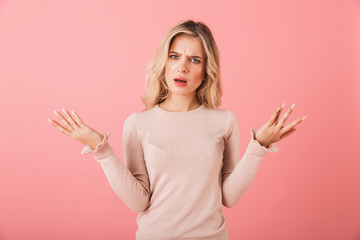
[123,106,156,127]
[225,109,238,123]
[128,106,156,121]
[210,107,238,122]
[213,108,239,136]
[123,109,152,140]
[203,107,239,134]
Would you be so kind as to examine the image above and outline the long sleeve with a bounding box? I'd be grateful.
[81,113,151,212]
[221,111,278,208]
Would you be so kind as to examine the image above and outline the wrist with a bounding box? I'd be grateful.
[89,133,104,150]
[254,133,270,148]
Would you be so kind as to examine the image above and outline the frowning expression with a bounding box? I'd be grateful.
[164,34,206,97]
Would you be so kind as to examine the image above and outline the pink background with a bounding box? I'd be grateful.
[0,0,359,239]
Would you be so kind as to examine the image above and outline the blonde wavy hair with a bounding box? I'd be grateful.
[140,19,223,111]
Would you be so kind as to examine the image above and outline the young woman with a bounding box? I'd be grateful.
[48,19,306,240]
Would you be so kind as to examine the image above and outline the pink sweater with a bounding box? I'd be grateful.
[81,104,278,239]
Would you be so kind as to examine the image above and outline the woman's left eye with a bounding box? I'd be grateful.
[169,55,200,63]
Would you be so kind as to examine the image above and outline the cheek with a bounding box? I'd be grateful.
[165,63,175,85]
[164,63,170,78]
[193,66,205,78]
[165,61,174,76]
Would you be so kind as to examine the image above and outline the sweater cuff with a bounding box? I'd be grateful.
[81,131,111,155]
[248,128,279,155]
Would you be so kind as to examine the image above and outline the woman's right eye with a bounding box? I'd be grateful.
[170,55,178,59]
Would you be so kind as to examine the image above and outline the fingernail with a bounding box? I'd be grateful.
[53,110,58,116]
[301,116,306,121]
[71,110,75,115]
[62,108,66,114]
[48,119,52,123]
[281,103,285,108]
[276,107,280,113]
[291,103,295,110]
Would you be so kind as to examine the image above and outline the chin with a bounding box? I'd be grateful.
[170,89,197,97]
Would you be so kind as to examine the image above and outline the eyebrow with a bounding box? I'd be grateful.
[169,51,203,59]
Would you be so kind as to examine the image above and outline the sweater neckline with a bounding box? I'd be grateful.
[155,103,205,115]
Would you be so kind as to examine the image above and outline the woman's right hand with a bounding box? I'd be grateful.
[48,109,104,150]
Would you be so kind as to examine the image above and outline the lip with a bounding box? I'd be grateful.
[174,76,187,82]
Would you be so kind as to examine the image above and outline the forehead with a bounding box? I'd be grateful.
[169,34,204,56]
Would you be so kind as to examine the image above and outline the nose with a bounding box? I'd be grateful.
[177,59,188,73]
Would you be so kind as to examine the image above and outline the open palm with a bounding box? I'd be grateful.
[48,109,103,148]
[254,103,306,148]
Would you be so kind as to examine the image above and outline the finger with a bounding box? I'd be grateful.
[48,119,72,136]
[70,110,86,128]
[62,108,80,129]
[53,110,74,131]
[279,128,296,141]
[266,109,278,126]
[279,116,306,135]
[276,103,295,129]
[274,103,285,123]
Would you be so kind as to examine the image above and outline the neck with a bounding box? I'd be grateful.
[159,93,201,112]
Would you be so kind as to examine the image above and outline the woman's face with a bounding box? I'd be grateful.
[164,34,206,99]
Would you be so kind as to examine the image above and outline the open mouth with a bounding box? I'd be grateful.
[174,77,187,83]
[174,79,187,83]
[174,78,187,86]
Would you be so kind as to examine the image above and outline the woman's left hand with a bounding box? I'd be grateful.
[254,103,306,148]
